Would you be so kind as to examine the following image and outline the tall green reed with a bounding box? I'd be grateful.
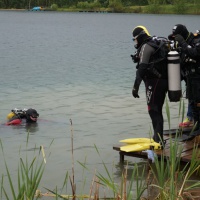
[0,132,46,200]
[147,97,200,199]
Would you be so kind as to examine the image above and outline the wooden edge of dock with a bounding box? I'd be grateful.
[113,135,200,163]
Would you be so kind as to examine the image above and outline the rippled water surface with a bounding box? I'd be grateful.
[0,10,199,196]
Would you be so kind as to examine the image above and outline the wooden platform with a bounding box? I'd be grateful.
[113,129,200,163]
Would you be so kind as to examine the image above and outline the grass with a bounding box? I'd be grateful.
[1,99,200,199]
[148,137,200,199]
[0,133,46,200]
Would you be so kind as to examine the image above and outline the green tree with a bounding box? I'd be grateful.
[1,0,10,8]
[146,0,161,13]
[129,0,148,5]
[108,0,124,12]
[91,0,101,9]
[99,0,109,7]
[65,0,79,7]
[51,3,58,10]
[77,1,90,8]
[173,0,187,14]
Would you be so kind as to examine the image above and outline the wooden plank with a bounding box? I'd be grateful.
[113,143,200,162]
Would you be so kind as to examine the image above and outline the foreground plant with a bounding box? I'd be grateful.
[144,98,200,199]
[0,133,46,200]
[146,136,200,200]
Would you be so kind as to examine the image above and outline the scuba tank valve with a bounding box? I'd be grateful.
[167,51,182,102]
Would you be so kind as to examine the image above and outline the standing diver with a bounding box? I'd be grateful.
[168,24,200,138]
[6,108,39,125]
[131,25,168,146]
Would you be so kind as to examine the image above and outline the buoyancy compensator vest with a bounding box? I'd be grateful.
[147,36,171,78]
[147,36,182,102]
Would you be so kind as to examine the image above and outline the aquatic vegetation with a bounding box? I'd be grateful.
[0,133,46,200]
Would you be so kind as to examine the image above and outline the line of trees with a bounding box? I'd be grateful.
[0,0,198,10]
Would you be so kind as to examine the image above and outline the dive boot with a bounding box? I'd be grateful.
[179,117,194,128]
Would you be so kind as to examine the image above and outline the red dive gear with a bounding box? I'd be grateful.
[6,119,22,126]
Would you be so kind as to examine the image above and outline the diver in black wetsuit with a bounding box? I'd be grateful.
[131,26,168,145]
[168,24,200,139]
[6,108,39,125]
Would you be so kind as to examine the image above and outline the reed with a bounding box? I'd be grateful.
[145,98,200,199]
[0,133,46,200]
[146,137,200,199]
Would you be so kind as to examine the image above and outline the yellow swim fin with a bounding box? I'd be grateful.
[120,142,161,152]
[120,138,154,144]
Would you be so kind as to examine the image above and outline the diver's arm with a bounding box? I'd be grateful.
[137,43,155,78]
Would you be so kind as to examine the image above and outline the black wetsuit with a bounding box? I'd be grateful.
[136,41,168,143]
[181,33,200,135]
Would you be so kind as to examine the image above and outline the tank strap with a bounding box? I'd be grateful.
[168,59,180,64]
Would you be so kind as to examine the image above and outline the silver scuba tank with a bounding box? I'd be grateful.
[167,50,182,102]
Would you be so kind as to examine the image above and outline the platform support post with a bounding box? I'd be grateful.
[119,152,124,163]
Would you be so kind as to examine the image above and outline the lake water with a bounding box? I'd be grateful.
[0,10,199,197]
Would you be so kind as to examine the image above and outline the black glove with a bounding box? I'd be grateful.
[132,81,140,98]
[174,34,186,47]
[168,33,174,41]
[132,74,142,98]
[130,52,139,63]
[132,87,139,98]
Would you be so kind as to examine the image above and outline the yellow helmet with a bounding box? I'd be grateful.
[132,25,151,38]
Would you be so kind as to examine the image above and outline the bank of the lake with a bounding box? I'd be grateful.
[1,3,200,15]
[56,4,200,15]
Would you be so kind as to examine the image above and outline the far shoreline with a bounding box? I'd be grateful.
[0,8,199,15]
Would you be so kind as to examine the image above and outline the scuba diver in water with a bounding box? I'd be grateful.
[6,108,39,125]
